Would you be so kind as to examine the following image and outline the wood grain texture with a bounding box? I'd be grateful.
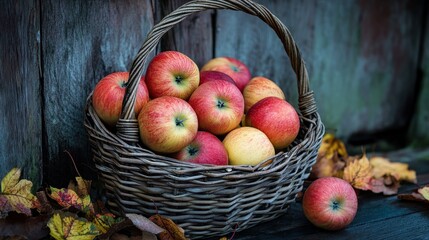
[157,0,214,67]
[409,1,429,147]
[41,0,155,186]
[215,0,425,149]
[0,0,42,185]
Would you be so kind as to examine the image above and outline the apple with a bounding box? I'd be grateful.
[92,72,149,127]
[188,80,244,135]
[245,97,300,149]
[173,131,228,165]
[138,96,198,153]
[302,177,358,231]
[199,70,236,86]
[201,57,251,92]
[243,76,285,112]
[145,51,199,100]
[222,127,275,166]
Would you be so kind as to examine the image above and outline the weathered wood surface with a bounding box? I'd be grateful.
[228,159,429,240]
[0,0,42,185]
[40,0,155,186]
[216,0,426,149]
[0,0,428,188]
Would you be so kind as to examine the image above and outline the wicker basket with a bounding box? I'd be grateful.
[84,0,324,238]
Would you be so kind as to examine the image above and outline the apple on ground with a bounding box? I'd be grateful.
[243,76,286,112]
[188,80,244,136]
[302,177,358,231]
[245,97,300,150]
[138,96,198,153]
[199,70,237,86]
[222,127,275,166]
[145,51,199,100]
[201,57,251,92]
[173,131,228,165]
[92,71,149,127]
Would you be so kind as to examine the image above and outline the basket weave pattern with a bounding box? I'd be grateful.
[84,0,324,238]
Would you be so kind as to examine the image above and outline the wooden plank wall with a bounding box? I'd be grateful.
[1,0,427,188]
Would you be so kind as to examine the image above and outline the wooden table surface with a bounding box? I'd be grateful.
[234,159,429,240]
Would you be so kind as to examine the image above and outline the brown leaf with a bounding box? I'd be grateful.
[149,214,187,240]
[343,154,372,190]
[68,177,92,197]
[370,157,417,183]
[0,214,50,240]
[368,177,400,195]
[311,134,348,179]
[398,185,429,203]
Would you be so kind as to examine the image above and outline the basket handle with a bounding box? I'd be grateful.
[116,0,318,143]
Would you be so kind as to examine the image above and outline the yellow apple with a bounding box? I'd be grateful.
[243,76,285,112]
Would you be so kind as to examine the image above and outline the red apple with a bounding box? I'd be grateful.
[173,131,228,165]
[138,96,198,153]
[245,97,300,149]
[199,70,236,86]
[302,177,358,231]
[243,76,285,112]
[201,57,251,92]
[92,72,149,127]
[222,127,275,166]
[188,80,244,135]
[145,51,199,100]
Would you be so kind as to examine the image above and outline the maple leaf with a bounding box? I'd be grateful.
[149,214,187,240]
[49,187,94,215]
[417,186,429,201]
[47,211,100,240]
[368,176,400,195]
[342,155,372,190]
[0,168,40,216]
[370,157,417,183]
[311,134,348,179]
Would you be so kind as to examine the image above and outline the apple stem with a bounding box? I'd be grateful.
[331,200,341,211]
[188,147,198,156]
[121,81,128,88]
[175,75,183,84]
[217,100,225,109]
[175,118,184,127]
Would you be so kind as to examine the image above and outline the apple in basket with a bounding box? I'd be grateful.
[302,177,358,231]
[173,131,228,165]
[138,96,198,153]
[243,76,286,112]
[223,127,275,166]
[201,57,251,92]
[245,97,300,150]
[92,72,149,127]
[199,70,236,86]
[188,80,244,136]
[145,51,200,100]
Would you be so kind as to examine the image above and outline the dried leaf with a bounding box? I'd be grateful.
[0,214,50,239]
[417,186,429,201]
[68,177,92,197]
[343,155,372,190]
[49,187,94,215]
[318,133,348,159]
[125,213,164,235]
[368,177,400,195]
[0,168,39,216]
[94,213,123,234]
[311,134,348,179]
[47,212,100,240]
[370,157,417,183]
[149,214,187,240]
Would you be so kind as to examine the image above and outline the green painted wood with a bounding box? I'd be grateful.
[409,2,429,147]
[41,0,155,186]
[215,0,425,150]
[0,0,42,186]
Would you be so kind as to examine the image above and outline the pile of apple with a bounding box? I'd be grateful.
[92,51,300,166]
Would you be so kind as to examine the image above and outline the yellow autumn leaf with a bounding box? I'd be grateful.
[68,177,91,197]
[343,154,372,190]
[370,157,417,183]
[48,212,100,240]
[93,213,122,234]
[318,133,348,159]
[418,186,429,201]
[0,168,39,216]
